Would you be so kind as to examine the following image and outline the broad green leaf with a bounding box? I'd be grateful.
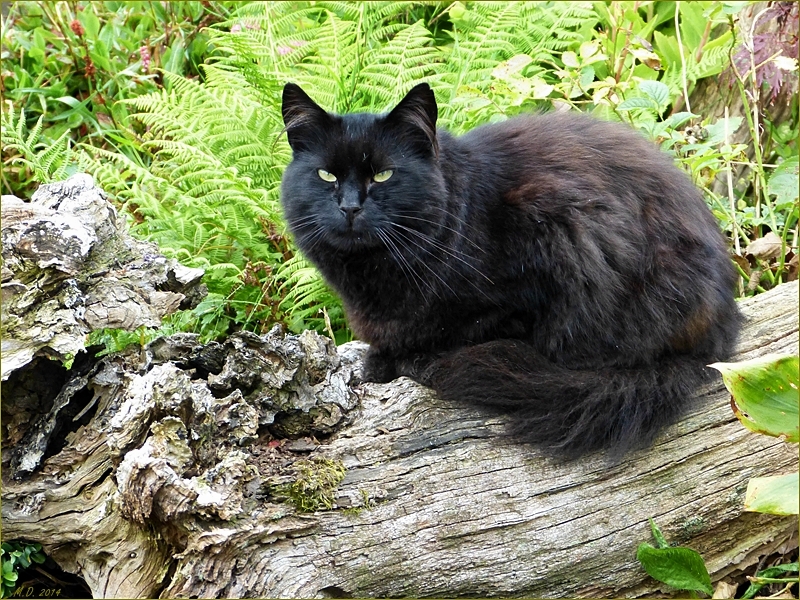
[710,354,800,442]
[562,51,579,68]
[617,97,658,112]
[721,2,749,15]
[90,39,113,73]
[579,41,599,60]
[579,66,595,89]
[78,8,100,40]
[703,115,744,144]
[653,30,681,69]
[163,39,186,75]
[638,80,671,110]
[637,543,714,595]
[3,571,18,584]
[661,111,698,130]
[768,156,799,209]
[744,473,799,515]
[678,2,706,50]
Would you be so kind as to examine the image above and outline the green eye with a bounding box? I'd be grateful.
[373,170,393,183]
[318,169,337,183]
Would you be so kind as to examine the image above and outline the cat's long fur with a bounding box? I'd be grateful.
[280,82,741,457]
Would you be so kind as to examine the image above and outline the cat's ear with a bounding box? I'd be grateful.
[282,83,333,152]
[385,83,439,157]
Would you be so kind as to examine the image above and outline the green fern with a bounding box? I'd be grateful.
[1,104,75,184]
[71,1,609,341]
[357,20,444,108]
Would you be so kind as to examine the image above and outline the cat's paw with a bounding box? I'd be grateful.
[362,349,398,383]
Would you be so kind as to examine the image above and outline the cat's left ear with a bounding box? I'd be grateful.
[385,83,438,157]
[282,83,333,152]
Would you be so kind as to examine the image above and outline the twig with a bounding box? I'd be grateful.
[674,4,692,114]
[724,106,741,256]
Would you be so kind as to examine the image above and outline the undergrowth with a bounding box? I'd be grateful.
[2,1,798,346]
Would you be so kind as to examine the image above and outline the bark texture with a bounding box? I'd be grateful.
[1,176,798,599]
[1,173,205,381]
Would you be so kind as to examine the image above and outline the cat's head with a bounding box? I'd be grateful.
[280,83,447,254]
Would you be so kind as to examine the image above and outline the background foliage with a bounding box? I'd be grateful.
[2,1,798,345]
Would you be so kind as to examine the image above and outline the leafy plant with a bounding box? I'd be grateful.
[740,562,799,600]
[1,105,76,183]
[711,354,800,516]
[636,519,714,597]
[1,541,46,599]
[3,1,797,345]
[1,1,236,197]
[640,354,799,595]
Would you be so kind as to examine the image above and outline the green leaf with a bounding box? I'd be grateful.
[648,518,669,549]
[2,571,18,584]
[661,111,698,130]
[637,543,714,595]
[163,38,186,75]
[579,65,595,89]
[617,97,659,112]
[710,354,800,442]
[677,2,706,50]
[638,80,671,110]
[768,156,799,209]
[702,115,744,144]
[744,473,799,515]
[90,39,113,73]
[653,30,681,69]
[562,50,579,68]
[79,8,101,40]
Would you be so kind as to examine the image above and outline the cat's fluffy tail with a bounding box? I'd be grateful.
[421,340,718,457]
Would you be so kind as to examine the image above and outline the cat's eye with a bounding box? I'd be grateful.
[373,170,393,183]
[317,169,337,183]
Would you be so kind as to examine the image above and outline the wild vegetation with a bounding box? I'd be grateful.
[1,3,798,597]
[2,1,797,344]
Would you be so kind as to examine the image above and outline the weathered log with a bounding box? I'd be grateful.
[1,176,798,599]
[1,173,206,381]
[1,174,206,479]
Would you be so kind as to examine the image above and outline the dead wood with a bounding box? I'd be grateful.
[1,176,797,599]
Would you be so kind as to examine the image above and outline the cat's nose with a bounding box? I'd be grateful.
[340,205,362,224]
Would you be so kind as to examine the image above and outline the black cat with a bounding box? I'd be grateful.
[280,82,741,457]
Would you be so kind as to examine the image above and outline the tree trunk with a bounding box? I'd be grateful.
[2,176,798,599]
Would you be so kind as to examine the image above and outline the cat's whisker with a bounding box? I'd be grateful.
[290,216,320,229]
[376,227,435,299]
[396,213,485,252]
[392,223,494,284]
[298,225,328,254]
[385,228,458,298]
[389,226,494,302]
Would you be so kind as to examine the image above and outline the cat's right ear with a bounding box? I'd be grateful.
[385,83,439,157]
[282,83,332,152]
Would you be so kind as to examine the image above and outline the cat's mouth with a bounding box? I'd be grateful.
[322,219,382,251]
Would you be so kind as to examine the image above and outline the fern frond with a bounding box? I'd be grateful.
[1,104,73,184]
[358,20,443,108]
